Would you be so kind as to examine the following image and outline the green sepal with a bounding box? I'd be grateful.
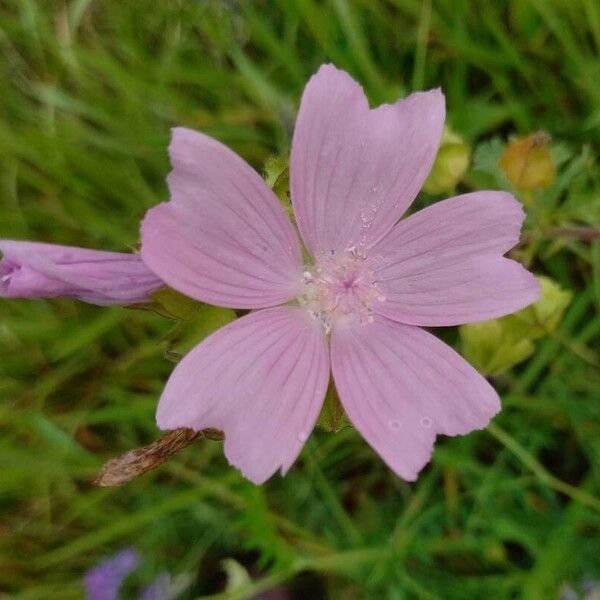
[126,287,204,321]
[317,380,350,433]
[263,152,294,221]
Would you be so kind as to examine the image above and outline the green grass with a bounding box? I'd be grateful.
[0,1,599,598]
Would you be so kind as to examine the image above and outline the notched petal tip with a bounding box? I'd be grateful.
[398,86,446,118]
[222,448,272,486]
[486,190,528,224]
[169,125,202,149]
[167,126,214,171]
[312,62,354,81]
[392,393,501,482]
[385,396,500,483]
[371,190,539,326]
[154,307,329,485]
[403,459,429,483]
[291,65,448,257]
[412,85,445,104]
[145,126,304,308]
[332,315,503,482]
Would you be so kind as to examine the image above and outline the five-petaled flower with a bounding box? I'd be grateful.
[139,65,540,484]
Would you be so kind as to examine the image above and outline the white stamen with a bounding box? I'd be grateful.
[297,248,384,331]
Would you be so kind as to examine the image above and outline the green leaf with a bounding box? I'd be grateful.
[460,276,572,375]
[471,137,513,191]
[472,137,505,178]
[221,558,252,590]
[165,304,237,362]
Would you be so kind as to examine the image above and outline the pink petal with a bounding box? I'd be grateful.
[371,192,540,326]
[141,128,304,309]
[290,64,445,258]
[156,306,330,484]
[0,240,163,305]
[331,315,500,481]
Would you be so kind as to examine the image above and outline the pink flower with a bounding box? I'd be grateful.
[0,240,163,305]
[141,64,540,484]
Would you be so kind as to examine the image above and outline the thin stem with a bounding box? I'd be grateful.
[412,0,432,91]
[198,548,387,600]
[305,441,364,546]
[167,463,332,555]
[487,423,600,512]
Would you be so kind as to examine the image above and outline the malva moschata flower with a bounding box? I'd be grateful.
[138,64,540,484]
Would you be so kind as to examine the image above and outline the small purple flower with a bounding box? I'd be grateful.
[0,240,163,305]
[84,549,177,600]
[140,64,540,484]
[84,548,140,600]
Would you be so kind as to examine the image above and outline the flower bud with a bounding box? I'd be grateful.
[498,131,555,190]
[0,240,163,305]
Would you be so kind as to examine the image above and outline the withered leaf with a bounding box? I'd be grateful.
[93,428,223,487]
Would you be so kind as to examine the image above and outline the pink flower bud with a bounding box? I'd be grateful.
[0,240,163,305]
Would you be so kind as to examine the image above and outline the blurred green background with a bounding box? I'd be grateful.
[1,1,599,598]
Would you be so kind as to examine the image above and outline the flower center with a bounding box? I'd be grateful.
[298,249,385,331]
